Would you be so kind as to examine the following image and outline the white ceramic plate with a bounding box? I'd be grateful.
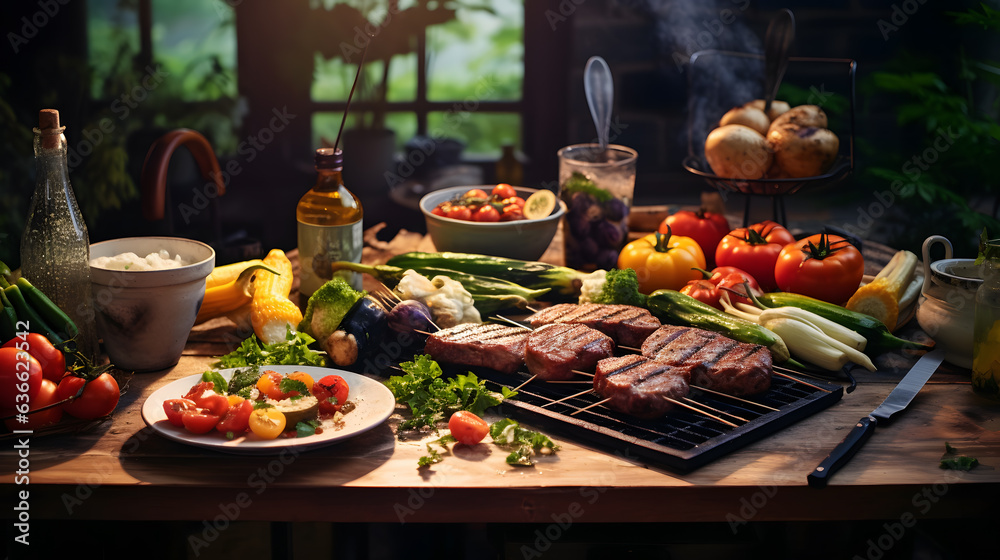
[141,365,395,454]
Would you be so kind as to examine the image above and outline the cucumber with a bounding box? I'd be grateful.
[386,252,587,297]
[757,292,932,355]
[0,290,17,342]
[16,277,79,339]
[3,285,63,345]
[646,289,790,363]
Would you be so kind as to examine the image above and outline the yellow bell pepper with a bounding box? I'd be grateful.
[617,229,706,294]
[195,264,278,324]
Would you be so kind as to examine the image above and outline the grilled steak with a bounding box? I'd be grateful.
[641,325,772,396]
[593,354,695,418]
[425,323,530,374]
[525,323,614,381]
[528,303,661,347]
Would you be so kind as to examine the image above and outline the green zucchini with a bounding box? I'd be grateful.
[386,252,587,298]
[756,292,932,355]
[330,262,550,302]
[3,285,63,345]
[16,277,79,339]
[646,289,790,363]
[0,290,17,342]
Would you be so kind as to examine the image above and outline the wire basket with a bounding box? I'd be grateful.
[684,50,856,201]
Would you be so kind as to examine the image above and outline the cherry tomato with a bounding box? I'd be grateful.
[163,398,197,427]
[3,333,65,382]
[182,381,229,416]
[715,221,795,291]
[680,279,723,310]
[446,205,472,221]
[774,234,865,304]
[287,371,314,394]
[256,370,293,401]
[473,205,501,222]
[431,204,448,217]
[5,378,62,431]
[492,183,517,199]
[464,188,489,199]
[501,196,526,208]
[181,408,221,434]
[311,374,349,414]
[500,204,524,221]
[448,411,489,445]
[216,399,254,435]
[56,372,120,419]
[248,408,286,440]
[658,209,730,267]
[182,381,216,402]
[0,347,42,411]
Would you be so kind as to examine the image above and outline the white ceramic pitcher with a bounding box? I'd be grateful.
[915,235,981,368]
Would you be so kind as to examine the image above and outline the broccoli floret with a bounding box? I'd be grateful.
[590,268,646,307]
[298,278,365,342]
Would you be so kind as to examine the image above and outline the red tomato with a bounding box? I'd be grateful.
[431,204,448,217]
[256,371,293,401]
[492,183,517,199]
[446,205,472,221]
[500,204,524,221]
[181,409,221,434]
[473,205,501,222]
[216,399,253,435]
[163,398,197,427]
[659,209,730,267]
[448,411,489,445]
[464,188,489,199]
[679,279,723,310]
[56,372,120,419]
[715,221,795,291]
[774,234,865,304]
[311,374,349,414]
[3,333,66,382]
[0,347,42,412]
[5,378,62,430]
[701,266,764,307]
[501,196,526,208]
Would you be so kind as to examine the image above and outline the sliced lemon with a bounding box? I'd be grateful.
[523,189,557,219]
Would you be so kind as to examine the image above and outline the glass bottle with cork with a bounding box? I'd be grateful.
[20,108,99,360]
[297,148,363,297]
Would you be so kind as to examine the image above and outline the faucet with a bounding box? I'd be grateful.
[140,129,226,240]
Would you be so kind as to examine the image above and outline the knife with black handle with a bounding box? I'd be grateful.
[807,348,945,488]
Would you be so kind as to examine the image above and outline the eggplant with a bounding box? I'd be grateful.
[322,296,388,367]
[386,299,433,335]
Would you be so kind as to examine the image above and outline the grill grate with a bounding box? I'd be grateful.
[481,367,843,472]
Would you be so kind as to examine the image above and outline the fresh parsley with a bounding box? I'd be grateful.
[562,172,612,203]
[418,434,457,467]
[386,355,517,433]
[215,329,325,369]
[940,442,979,471]
[489,418,559,466]
[280,377,310,397]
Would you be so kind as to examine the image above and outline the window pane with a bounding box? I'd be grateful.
[312,53,416,102]
[427,0,523,102]
[427,112,520,157]
[151,0,237,101]
[87,0,140,98]
[312,112,416,151]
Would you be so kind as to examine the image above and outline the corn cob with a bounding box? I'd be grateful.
[250,249,302,345]
[846,250,918,330]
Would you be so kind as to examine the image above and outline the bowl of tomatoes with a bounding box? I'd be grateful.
[420,184,566,261]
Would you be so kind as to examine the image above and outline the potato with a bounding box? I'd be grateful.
[744,99,791,122]
[719,106,770,135]
[768,105,827,134]
[705,124,773,180]
[767,125,839,178]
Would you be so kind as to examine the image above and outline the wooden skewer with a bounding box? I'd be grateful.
[691,385,780,412]
[513,375,537,392]
[570,369,595,378]
[618,345,642,354]
[541,388,595,408]
[682,397,748,423]
[547,380,593,384]
[570,398,612,416]
[773,371,832,393]
[490,315,532,330]
[525,305,540,314]
[664,397,739,428]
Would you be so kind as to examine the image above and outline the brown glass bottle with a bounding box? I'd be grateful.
[296,148,363,296]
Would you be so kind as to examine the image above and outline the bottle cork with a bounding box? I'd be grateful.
[38,108,61,149]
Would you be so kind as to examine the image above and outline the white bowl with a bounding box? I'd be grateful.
[89,237,215,372]
[419,186,566,261]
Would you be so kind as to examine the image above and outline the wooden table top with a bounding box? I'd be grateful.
[2,221,998,524]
